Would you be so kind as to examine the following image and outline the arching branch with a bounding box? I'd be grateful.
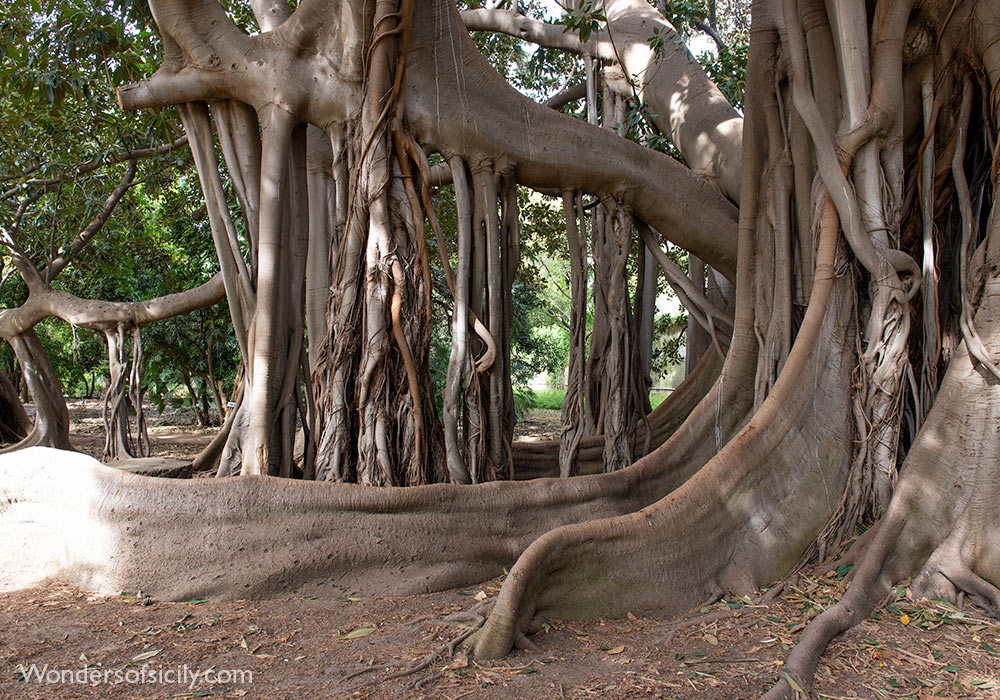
[41,159,139,284]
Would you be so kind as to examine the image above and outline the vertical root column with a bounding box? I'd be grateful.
[559,191,588,478]
[129,326,150,457]
[316,123,364,483]
[442,158,515,483]
[498,169,520,475]
[444,157,475,484]
[103,325,133,460]
[598,203,640,471]
[5,329,71,451]
[243,105,297,476]
[101,323,149,461]
[317,0,445,485]
[472,162,509,482]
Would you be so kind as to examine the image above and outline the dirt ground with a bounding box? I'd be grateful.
[62,399,218,463]
[2,403,998,699]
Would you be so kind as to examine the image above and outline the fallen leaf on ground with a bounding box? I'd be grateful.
[339,627,375,640]
[131,648,162,662]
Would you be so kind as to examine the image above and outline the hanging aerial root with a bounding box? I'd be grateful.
[389,255,426,481]
[952,76,1000,381]
[559,190,587,478]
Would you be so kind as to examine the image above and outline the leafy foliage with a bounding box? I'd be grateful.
[555,0,607,43]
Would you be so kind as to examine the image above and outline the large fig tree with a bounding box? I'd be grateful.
[4,0,1000,697]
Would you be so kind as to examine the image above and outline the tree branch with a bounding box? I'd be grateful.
[695,21,726,52]
[0,274,226,338]
[0,195,46,291]
[117,69,225,112]
[0,137,186,203]
[543,82,588,110]
[41,160,139,284]
[460,9,597,54]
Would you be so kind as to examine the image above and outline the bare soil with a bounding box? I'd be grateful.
[62,398,216,463]
[2,403,998,699]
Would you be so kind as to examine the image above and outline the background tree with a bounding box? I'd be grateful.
[0,0,230,452]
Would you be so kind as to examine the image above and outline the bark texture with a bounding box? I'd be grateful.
[6,3,1000,699]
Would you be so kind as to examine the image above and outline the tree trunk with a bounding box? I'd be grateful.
[0,366,31,444]
[3,330,71,452]
[24,3,992,695]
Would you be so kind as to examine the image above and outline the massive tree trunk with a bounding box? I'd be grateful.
[115,0,738,483]
[7,1,1000,698]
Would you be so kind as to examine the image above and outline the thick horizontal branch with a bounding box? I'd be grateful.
[460,9,597,54]
[0,274,225,338]
[460,0,744,202]
[543,82,587,110]
[117,70,224,112]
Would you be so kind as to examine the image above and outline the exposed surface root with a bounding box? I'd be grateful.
[467,190,852,661]
[340,597,493,692]
[763,270,1000,699]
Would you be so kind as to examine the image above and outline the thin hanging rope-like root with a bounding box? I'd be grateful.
[391,129,433,322]
[389,255,426,481]
[636,221,733,336]
[407,140,496,372]
[953,76,1000,381]
[129,325,150,457]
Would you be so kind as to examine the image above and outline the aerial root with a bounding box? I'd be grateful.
[760,536,894,700]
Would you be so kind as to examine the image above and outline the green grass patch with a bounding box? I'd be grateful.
[529,389,672,411]
[533,389,566,410]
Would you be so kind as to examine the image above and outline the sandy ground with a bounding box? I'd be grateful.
[1,402,998,699]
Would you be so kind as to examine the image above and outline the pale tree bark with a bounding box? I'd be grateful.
[461,0,743,202]
[558,192,588,478]
[15,4,1000,699]
[3,330,72,452]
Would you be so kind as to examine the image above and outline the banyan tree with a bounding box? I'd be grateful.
[4,0,1000,696]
